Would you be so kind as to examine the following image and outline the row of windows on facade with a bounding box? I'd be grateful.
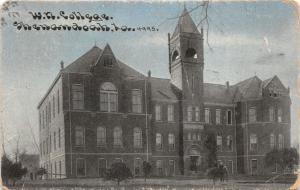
[40,128,61,156]
[49,158,176,178]
[39,89,61,130]
[248,107,283,123]
[73,127,176,151]
[249,133,285,152]
[71,82,143,113]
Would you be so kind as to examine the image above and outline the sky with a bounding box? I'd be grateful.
[1,1,299,155]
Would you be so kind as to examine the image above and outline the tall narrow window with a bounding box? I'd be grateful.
[76,158,86,177]
[226,135,233,151]
[58,128,61,148]
[134,158,142,176]
[187,106,192,122]
[250,134,258,152]
[46,105,48,127]
[205,108,210,123]
[195,106,200,121]
[52,95,55,118]
[133,127,142,148]
[216,109,221,124]
[277,108,282,123]
[57,90,60,114]
[132,89,142,113]
[43,110,45,129]
[48,102,51,123]
[227,110,232,124]
[168,105,174,122]
[97,127,106,146]
[156,133,162,150]
[39,112,42,130]
[278,134,284,149]
[216,135,222,151]
[100,82,118,112]
[49,134,52,153]
[270,134,275,149]
[98,159,107,177]
[103,57,113,67]
[156,160,163,176]
[113,127,122,147]
[72,84,84,110]
[155,104,161,121]
[53,132,56,151]
[75,127,84,146]
[269,107,274,122]
[249,107,256,123]
[168,133,175,151]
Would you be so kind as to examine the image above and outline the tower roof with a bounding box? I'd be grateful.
[172,7,200,37]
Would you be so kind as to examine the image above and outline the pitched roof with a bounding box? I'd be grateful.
[63,45,145,79]
[203,83,235,104]
[149,77,178,100]
[232,76,263,100]
[172,7,200,38]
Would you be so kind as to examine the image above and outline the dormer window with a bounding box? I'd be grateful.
[185,48,197,59]
[103,57,113,68]
[172,50,179,61]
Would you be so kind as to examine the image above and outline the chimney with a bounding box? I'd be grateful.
[60,61,64,70]
[226,81,229,89]
[148,70,151,78]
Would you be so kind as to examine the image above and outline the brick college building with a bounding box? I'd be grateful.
[38,8,291,179]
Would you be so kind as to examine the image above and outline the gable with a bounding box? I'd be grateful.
[264,76,288,97]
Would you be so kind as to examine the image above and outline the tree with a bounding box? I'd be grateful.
[105,162,132,186]
[204,133,217,168]
[1,154,13,185]
[265,148,298,173]
[142,161,152,182]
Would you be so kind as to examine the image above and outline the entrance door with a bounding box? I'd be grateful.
[190,156,199,172]
[251,159,258,175]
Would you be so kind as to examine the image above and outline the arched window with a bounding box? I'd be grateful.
[133,127,142,148]
[100,82,118,112]
[270,134,275,149]
[226,135,233,151]
[156,133,162,150]
[216,135,222,151]
[278,134,284,149]
[185,48,197,59]
[277,108,282,123]
[250,134,257,152]
[97,127,106,146]
[172,50,179,61]
[168,133,175,151]
[113,127,122,147]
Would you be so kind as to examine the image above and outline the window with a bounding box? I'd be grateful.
[98,159,107,177]
[227,110,232,124]
[155,104,161,121]
[42,110,45,129]
[217,135,222,151]
[76,158,86,177]
[277,108,282,123]
[269,107,274,122]
[226,135,233,151]
[270,134,275,149]
[195,106,200,121]
[187,106,192,122]
[169,160,175,176]
[227,160,233,175]
[185,48,197,59]
[53,132,56,151]
[113,127,122,147]
[133,128,142,148]
[197,133,201,141]
[54,161,57,179]
[58,128,61,148]
[168,133,175,151]
[187,133,191,140]
[50,134,52,153]
[205,108,210,123]
[216,109,221,124]
[59,161,61,179]
[156,133,162,150]
[100,82,118,112]
[172,50,179,61]
[52,95,55,118]
[134,158,142,176]
[132,89,142,113]
[167,105,174,122]
[156,160,163,176]
[97,127,106,146]
[250,134,258,152]
[46,105,48,126]
[249,107,256,123]
[75,127,84,146]
[57,90,60,114]
[278,134,284,149]
[72,84,84,110]
[48,102,51,123]
[104,57,113,67]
